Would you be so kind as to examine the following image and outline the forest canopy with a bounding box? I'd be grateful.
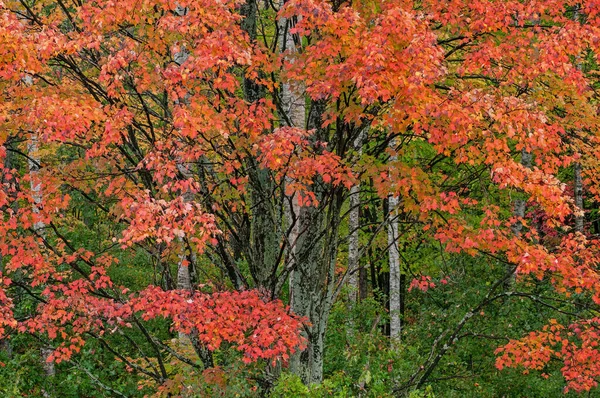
[1,0,600,396]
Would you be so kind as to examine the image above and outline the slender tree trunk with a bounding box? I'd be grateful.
[510,152,532,237]
[28,133,56,394]
[277,1,305,308]
[277,6,309,378]
[348,183,360,302]
[388,194,401,341]
[24,74,55,386]
[348,130,364,303]
[573,7,584,235]
[278,8,305,130]
[388,146,402,341]
[171,6,214,371]
[507,150,531,288]
[0,145,12,360]
[174,3,193,340]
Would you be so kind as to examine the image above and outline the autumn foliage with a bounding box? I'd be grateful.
[1,0,600,394]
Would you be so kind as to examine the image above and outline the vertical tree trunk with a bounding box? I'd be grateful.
[20,66,56,390]
[387,142,402,342]
[278,1,305,308]
[289,198,342,384]
[0,145,12,360]
[510,151,532,237]
[174,2,193,337]
[348,183,360,302]
[388,193,401,341]
[348,130,364,303]
[175,135,214,371]
[508,150,531,288]
[573,6,584,235]
[239,0,284,293]
[287,102,342,384]
[278,7,305,131]
[28,132,56,393]
[277,6,307,375]
[171,6,214,371]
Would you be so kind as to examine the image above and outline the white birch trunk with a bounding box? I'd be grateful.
[387,142,401,341]
[173,4,194,346]
[28,136,45,233]
[348,130,364,303]
[175,161,194,346]
[388,193,401,342]
[28,132,56,390]
[348,185,361,302]
[22,72,56,389]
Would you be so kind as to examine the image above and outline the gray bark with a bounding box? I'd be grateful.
[22,73,56,387]
[508,150,532,288]
[573,7,584,234]
[348,130,364,303]
[388,193,401,341]
[171,7,213,370]
[289,195,342,384]
[387,138,402,342]
[175,162,194,295]
[28,135,45,233]
[277,0,305,317]
[237,0,283,291]
[248,168,282,289]
[511,151,532,237]
[348,184,361,302]
[174,5,193,343]
[287,99,341,384]
[28,132,56,391]
[278,8,305,130]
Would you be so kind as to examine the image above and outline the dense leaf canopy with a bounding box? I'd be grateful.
[1,0,600,395]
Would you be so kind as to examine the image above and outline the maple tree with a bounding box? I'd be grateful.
[1,0,600,395]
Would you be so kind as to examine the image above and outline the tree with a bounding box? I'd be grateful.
[0,0,305,394]
[1,0,600,394]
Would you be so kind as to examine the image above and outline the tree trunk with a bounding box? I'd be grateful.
[388,193,402,341]
[387,139,402,341]
[286,99,340,385]
[348,130,364,303]
[28,132,55,393]
[289,195,342,384]
[348,182,360,302]
[572,7,584,235]
[277,0,305,307]
[507,150,532,288]
[174,4,193,342]
[171,8,214,370]
[0,145,12,360]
